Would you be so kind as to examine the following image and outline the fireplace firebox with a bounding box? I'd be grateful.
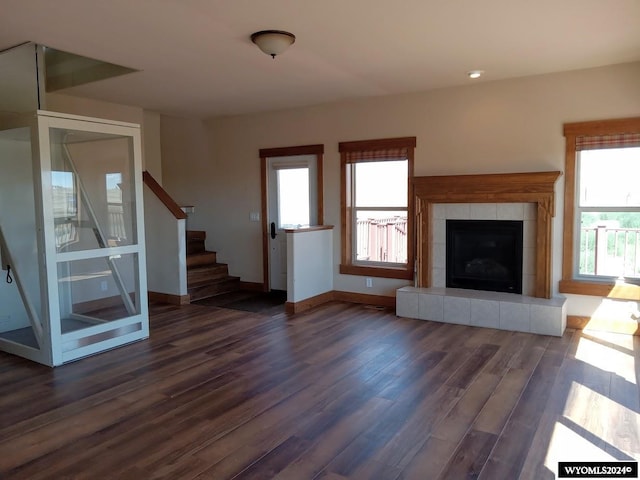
[446,220,523,294]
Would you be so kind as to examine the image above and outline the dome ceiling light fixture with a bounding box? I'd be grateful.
[467,70,484,79]
[251,30,296,59]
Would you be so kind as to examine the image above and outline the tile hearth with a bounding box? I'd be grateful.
[397,286,567,336]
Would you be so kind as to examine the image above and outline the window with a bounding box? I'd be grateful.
[106,172,125,243]
[561,117,640,296]
[52,170,78,249]
[276,166,310,228]
[339,137,416,279]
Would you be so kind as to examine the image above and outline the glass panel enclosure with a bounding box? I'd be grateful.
[0,126,45,357]
[0,43,147,366]
[49,128,137,252]
[43,114,147,366]
[0,111,148,366]
[57,253,140,330]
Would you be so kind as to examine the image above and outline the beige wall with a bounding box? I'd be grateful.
[46,92,143,124]
[161,61,640,314]
[142,111,162,181]
[159,115,211,236]
[46,92,162,177]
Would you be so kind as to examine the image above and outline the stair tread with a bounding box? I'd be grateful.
[188,276,241,301]
[187,250,216,257]
[188,268,232,288]
[186,230,207,255]
[187,262,228,272]
[183,231,240,301]
[188,275,240,289]
[186,251,218,267]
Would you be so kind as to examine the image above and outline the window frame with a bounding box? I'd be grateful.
[339,137,416,280]
[560,116,640,297]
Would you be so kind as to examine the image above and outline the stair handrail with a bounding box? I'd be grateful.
[142,171,187,220]
[62,144,136,316]
[0,223,44,346]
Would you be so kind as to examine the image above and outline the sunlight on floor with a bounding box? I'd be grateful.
[574,332,637,384]
[545,420,616,472]
[542,329,640,473]
[564,382,639,453]
[544,394,639,474]
[582,299,640,335]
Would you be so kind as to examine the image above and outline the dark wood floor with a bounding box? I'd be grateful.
[0,301,638,479]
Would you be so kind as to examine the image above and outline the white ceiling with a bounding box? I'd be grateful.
[1,0,639,119]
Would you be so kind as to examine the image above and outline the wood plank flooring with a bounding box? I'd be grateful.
[0,301,638,479]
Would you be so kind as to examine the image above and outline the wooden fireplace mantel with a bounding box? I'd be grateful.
[413,171,562,299]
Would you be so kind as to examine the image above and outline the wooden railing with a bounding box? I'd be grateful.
[356,216,407,263]
[142,170,189,300]
[142,171,187,220]
[580,225,640,277]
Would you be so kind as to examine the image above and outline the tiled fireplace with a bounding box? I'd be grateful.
[431,202,536,295]
[397,171,567,336]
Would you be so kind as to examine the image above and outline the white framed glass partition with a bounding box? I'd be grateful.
[0,120,49,364]
[0,111,148,366]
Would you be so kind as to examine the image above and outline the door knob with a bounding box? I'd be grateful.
[270,222,277,239]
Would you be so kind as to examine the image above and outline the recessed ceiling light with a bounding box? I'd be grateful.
[467,70,484,79]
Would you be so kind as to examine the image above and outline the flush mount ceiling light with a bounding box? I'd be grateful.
[467,70,484,79]
[251,30,296,58]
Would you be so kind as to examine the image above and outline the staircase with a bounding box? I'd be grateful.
[186,230,240,301]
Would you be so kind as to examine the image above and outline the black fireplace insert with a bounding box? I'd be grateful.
[446,219,523,294]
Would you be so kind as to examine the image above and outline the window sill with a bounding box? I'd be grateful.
[340,264,413,280]
[559,279,640,300]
